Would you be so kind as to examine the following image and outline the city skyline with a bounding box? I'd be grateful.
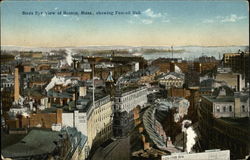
[1,0,249,47]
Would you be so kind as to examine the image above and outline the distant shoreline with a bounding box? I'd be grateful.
[141,48,185,54]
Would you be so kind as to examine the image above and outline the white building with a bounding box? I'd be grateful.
[162,149,230,160]
[114,86,148,113]
[201,87,249,118]
[158,72,185,89]
[61,95,113,157]
[113,86,148,137]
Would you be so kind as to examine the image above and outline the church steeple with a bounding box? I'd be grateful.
[105,71,115,98]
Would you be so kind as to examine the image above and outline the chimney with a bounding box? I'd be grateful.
[199,63,202,73]
[237,74,240,92]
[56,109,62,124]
[170,62,175,72]
[234,97,241,117]
[79,86,87,97]
[237,74,245,92]
[14,67,20,102]
[73,59,77,69]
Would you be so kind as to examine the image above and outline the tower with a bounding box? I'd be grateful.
[14,67,20,102]
[105,71,115,97]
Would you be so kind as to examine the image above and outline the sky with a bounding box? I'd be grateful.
[1,0,249,47]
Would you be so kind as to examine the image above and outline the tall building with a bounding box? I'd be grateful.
[113,86,148,137]
[222,51,250,84]
[62,95,113,156]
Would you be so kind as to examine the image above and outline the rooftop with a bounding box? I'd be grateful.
[2,129,62,158]
[202,94,249,103]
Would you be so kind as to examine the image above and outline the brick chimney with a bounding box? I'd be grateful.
[14,67,20,102]
[56,109,62,124]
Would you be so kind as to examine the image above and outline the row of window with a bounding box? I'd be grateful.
[95,112,111,123]
[95,97,110,107]
[215,105,247,113]
[94,103,111,115]
[98,125,112,135]
[164,82,183,86]
[216,105,232,112]
[1,83,14,87]
[118,90,147,102]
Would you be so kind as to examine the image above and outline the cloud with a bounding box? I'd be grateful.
[129,8,169,25]
[202,14,247,23]
[143,8,162,18]
[221,14,246,22]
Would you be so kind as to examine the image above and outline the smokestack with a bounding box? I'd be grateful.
[14,67,20,102]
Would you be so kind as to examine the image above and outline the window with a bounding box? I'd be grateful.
[223,106,226,112]
[229,106,232,112]
[242,105,245,112]
[216,106,220,112]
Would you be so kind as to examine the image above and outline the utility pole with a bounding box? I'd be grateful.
[92,62,95,108]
